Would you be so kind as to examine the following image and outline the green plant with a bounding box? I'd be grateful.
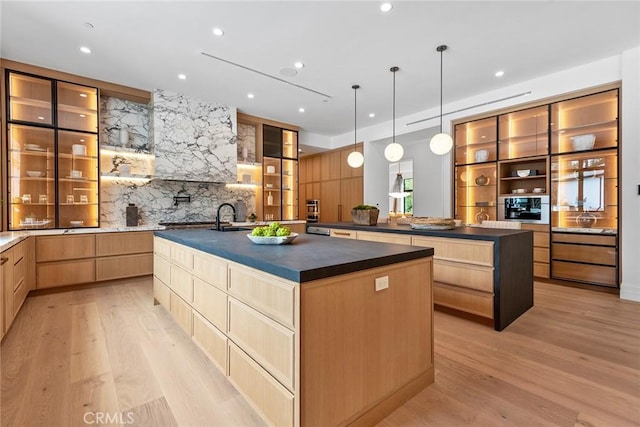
[352,204,378,210]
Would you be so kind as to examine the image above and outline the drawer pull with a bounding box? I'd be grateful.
[334,232,351,236]
[1,257,9,265]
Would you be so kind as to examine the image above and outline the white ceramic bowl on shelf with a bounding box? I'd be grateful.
[69,220,84,227]
[474,149,489,162]
[532,188,545,193]
[571,134,596,151]
[516,169,531,177]
[26,170,43,177]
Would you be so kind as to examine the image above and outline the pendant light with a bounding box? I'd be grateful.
[429,45,453,155]
[347,84,364,168]
[384,66,404,162]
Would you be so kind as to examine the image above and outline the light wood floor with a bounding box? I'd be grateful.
[1,278,639,426]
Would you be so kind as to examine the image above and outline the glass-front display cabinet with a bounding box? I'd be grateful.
[6,71,99,229]
[261,125,298,221]
[454,163,497,224]
[455,116,497,165]
[498,105,548,160]
[550,150,618,231]
[550,89,618,154]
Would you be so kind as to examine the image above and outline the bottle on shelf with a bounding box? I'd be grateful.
[267,192,273,206]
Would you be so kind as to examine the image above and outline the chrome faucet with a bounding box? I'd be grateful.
[215,203,237,231]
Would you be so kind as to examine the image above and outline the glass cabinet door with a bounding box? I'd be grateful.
[454,164,497,224]
[454,117,497,165]
[498,105,548,160]
[58,131,99,228]
[282,129,298,159]
[550,149,617,231]
[282,159,298,220]
[8,73,53,125]
[263,157,281,221]
[7,124,55,229]
[551,90,618,154]
[57,82,98,132]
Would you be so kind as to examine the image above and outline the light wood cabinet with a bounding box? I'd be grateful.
[551,232,617,286]
[193,276,227,332]
[36,231,153,289]
[522,223,550,279]
[192,310,227,373]
[320,179,340,222]
[357,230,411,245]
[1,238,35,338]
[340,176,363,222]
[330,228,357,239]
[153,277,170,311]
[170,291,193,335]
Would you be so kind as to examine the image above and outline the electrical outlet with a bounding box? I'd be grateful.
[375,276,389,292]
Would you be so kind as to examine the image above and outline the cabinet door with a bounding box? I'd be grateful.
[1,249,13,335]
[340,176,363,222]
[454,116,497,165]
[340,145,363,178]
[96,231,154,256]
[36,258,96,288]
[8,72,53,125]
[320,180,340,222]
[320,150,341,181]
[454,164,497,224]
[36,234,95,261]
[498,105,549,160]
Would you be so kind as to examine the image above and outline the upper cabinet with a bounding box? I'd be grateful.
[6,71,99,230]
[262,125,299,221]
[498,105,548,160]
[152,89,236,182]
[550,89,618,154]
[454,117,497,165]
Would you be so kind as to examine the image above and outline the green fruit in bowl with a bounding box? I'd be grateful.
[251,227,265,236]
[276,226,291,237]
[269,221,280,230]
[263,227,277,237]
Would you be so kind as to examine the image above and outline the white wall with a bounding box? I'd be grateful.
[336,47,640,301]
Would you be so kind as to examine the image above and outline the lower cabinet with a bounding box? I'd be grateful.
[522,223,550,278]
[1,238,32,338]
[36,231,154,289]
[551,232,617,287]
[153,236,299,427]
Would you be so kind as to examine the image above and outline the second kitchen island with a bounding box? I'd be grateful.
[153,230,434,427]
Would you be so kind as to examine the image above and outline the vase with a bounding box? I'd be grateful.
[576,212,597,228]
[475,208,490,223]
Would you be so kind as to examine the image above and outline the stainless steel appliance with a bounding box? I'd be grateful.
[306,225,330,236]
[498,195,550,224]
[306,199,319,223]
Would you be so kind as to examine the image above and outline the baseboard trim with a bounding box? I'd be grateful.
[620,281,640,302]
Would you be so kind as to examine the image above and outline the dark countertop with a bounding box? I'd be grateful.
[154,229,434,283]
[313,222,529,242]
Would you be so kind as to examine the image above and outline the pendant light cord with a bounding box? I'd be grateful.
[436,45,447,134]
[391,66,400,173]
[352,84,359,150]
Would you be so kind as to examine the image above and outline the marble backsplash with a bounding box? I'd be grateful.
[152,89,237,183]
[99,94,256,227]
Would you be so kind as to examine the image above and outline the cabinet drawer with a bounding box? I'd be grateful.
[192,311,227,374]
[228,264,296,329]
[36,259,96,289]
[96,232,153,256]
[13,279,27,316]
[533,262,550,278]
[229,298,295,392]
[96,253,153,281]
[552,243,616,266]
[154,254,171,285]
[552,233,616,246]
[434,282,493,319]
[193,249,227,291]
[170,265,193,302]
[330,229,357,239]
[36,235,95,262]
[433,259,494,293]
[533,232,550,248]
[193,276,227,332]
[153,277,170,310]
[154,237,171,258]
[228,342,294,427]
[552,261,617,287]
[357,231,412,245]
[13,257,25,291]
[533,247,550,263]
[12,241,24,264]
[412,236,493,267]
[169,292,193,335]
[170,243,193,270]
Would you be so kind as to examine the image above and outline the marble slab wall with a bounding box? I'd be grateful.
[99,95,255,227]
[152,89,237,182]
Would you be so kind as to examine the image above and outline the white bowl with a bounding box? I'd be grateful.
[247,233,298,245]
[26,170,43,177]
[571,134,596,151]
[532,188,545,193]
[69,220,84,227]
[515,188,526,194]
[516,169,531,177]
[474,149,489,162]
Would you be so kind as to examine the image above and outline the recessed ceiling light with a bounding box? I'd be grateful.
[79,93,87,98]
[380,3,393,12]
[212,28,224,36]
[79,46,91,54]
[294,62,304,69]
[369,113,375,118]
[298,108,305,113]
[247,93,255,99]
[178,74,187,80]
[495,70,505,77]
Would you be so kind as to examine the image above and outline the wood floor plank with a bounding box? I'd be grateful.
[2,278,639,427]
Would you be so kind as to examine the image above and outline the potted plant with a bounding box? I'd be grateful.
[351,204,380,226]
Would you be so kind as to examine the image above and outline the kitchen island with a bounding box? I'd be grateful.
[311,222,534,331]
[153,229,434,427]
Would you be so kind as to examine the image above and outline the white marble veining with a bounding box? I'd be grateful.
[237,123,256,163]
[100,96,151,152]
[152,89,237,182]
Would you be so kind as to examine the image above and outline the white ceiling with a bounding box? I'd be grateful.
[1,1,639,141]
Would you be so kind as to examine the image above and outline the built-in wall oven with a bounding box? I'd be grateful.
[498,195,550,224]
